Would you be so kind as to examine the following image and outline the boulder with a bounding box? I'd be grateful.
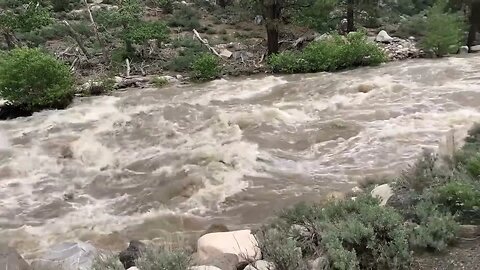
[459,46,469,55]
[244,260,276,270]
[371,184,393,206]
[195,253,238,270]
[0,246,31,270]
[357,83,375,93]
[254,15,263,25]
[119,240,146,269]
[190,266,222,270]
[197,230,261,263]
[30,242,96,270]
[470,45,480,52]
[375,30,393,43]
[127,267,139,270]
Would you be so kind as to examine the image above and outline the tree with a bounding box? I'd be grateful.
[467,0,480,48]
[0,1,52,49]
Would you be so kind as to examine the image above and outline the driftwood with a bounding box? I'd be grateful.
[193,29,221,57]
[125,58,131,77]
[62,20,90,58]
[84,0,108,62]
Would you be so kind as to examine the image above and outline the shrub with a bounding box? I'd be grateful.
[257,228,308,270]
[147,0,174,13]
[430,181,480,224]
[421,0,465,57]
[135,246,191,270]
[92,254,124,270]
[51,0,80,12]
[396,14,427,39]
[268,32,386,74]
[409,201,459,251]
[0,48,74,111]
[167,6,200,30]
[259,196,411,270]
[125,21,169,45]
[152,76,169,88]
[191,53,221,81]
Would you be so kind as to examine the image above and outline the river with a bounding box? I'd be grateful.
[1,56,480,257]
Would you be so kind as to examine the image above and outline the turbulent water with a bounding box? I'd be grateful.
[2,56,480,257]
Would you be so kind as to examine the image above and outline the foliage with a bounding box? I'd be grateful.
[168,40,207,72]
[92,254,124,270]
[292,0,339,32]
[167,6,201,30]
[0,1,52,33]
[191,53,221,81]
[259,196,411,270]
[135,246,191,270]
[147,0,174,13]
[124,21,169,44]
[409,201,459,251]
[421,0,465,57]
[396,13,428,38]
[0,48,74,110]
[152,76,169,88]
[268,32,386,74]
[257,228,308,270]
[51,0,80,12]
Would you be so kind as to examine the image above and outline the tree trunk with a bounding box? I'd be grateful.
[346,0,355,33]
[264,0,281,55]
[468,1,480,49]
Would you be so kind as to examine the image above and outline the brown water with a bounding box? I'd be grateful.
[2,56,480,257]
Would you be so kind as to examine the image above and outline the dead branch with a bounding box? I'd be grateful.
[83,0,108,62]
[126,58,131,77]
[193,29,221,57]
[70,57,79,71]
[62,20,90,58]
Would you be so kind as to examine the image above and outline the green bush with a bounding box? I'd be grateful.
[125,21,169,44]
[51,0,80,12]
[259,196,411,270]
[409,201,459,251]
[257,228,308,270]
[147,0,174,13]
[421,0,465,57]
[135,246,191,270]
[268,32,386,74]
[396,14,427,39]
[167,6,200,30]
[191,53,221,81]
[0,48,74,111]
[92,254,124,270]
[430,181,480,224]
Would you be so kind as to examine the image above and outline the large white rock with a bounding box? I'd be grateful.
[190,266,222,270]
[30,242,96,270]
[459,46,469,54]
[375,30,393,43]
[244,260,276,270]
[371,184,393,206]
[470,45,480,52]
[197,230,261,263]
[127,267,139,270]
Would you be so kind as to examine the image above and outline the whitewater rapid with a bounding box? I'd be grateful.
[1,56,480,257]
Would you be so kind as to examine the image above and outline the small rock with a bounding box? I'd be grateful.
[254,15,263,25]
[375,30,393,43]
[244,260,276,270]
[371,184,393,206]
[197,230,261,264]
[219,49,233,59]
[408,36,415,41]
[459,45,469,54]
[119,240,146,269]
[63,192,74,201]
[0,246,31,270]
[176,74,184,80]
[351,186,363,194]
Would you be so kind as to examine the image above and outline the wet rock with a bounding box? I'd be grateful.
[357,83,375,93]
[197,230,261,264]
[63,192,74,201]
[0,245,31,270]
[371,184,393,206]
[31,242,96,270]
[60,145,73,159]
[470,45,480,52]
[119,240,146,269]
[308,256,328,270]
[459,46,469,54]
[244,260,276,270]
[375,30,393,43]
[255,15,263,25]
